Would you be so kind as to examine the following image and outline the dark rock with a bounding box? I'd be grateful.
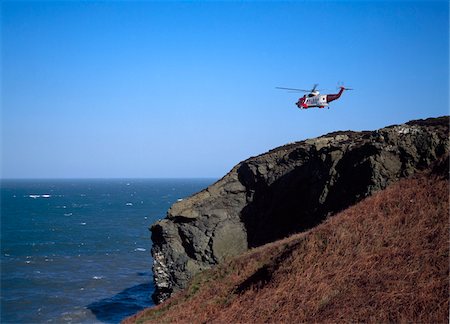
[150,116,449,304]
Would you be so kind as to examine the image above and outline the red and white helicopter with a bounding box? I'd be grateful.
[276,84,353,109]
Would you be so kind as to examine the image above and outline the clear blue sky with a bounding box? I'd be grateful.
[1,1,448,178]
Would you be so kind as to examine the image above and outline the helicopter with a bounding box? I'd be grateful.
[276,84,353,109]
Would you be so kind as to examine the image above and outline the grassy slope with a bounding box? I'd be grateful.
[126,170,449,323]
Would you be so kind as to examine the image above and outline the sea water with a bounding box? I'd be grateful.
[1,179,215,323]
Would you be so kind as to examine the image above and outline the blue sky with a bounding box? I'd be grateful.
[1,1,448,178]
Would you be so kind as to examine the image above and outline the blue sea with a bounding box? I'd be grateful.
[1,179,215,324]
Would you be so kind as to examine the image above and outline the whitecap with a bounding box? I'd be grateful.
[177,198,183,202]
[28,195,40,199]
[126,202,133,206]
[41,194,51,198]
[92,276,103,280]
[134,248,146,252]
[80,222,87,225]
[64,213,73,216]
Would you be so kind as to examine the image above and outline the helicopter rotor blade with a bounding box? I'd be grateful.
[275,87,309,92]
[311,83,319,92]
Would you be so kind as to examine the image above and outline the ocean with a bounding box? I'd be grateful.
[1,179,215,324]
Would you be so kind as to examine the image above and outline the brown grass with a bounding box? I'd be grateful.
[125,170,449,324]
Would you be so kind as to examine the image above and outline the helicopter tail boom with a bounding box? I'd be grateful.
[326,86,348,103]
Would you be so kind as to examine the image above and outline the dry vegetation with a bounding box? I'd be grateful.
[126,167,449,323]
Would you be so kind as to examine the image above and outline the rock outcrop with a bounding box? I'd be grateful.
[151,116,449,304]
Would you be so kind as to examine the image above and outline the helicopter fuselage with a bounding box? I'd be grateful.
[297,94,329,109]
[296,87,345,109]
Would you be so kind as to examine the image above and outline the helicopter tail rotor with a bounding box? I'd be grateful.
[336,81,354,91]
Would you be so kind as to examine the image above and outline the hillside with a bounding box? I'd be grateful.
[126,160,449,323]
[150,116,449,303]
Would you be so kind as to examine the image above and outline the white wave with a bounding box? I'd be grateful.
[126,202,133,206]
[177,198,183,202]
[28,194,52,198]
[92,276,103,280]
[134,248,146,252]
[64,213,73,216]
[80,222,87,225]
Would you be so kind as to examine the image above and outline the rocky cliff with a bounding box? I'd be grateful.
[150,116,449,304]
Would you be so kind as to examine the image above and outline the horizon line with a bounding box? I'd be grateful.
[0,177,219,181]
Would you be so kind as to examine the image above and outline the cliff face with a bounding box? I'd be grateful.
[128,157,449,323]
[151,116,449,304]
